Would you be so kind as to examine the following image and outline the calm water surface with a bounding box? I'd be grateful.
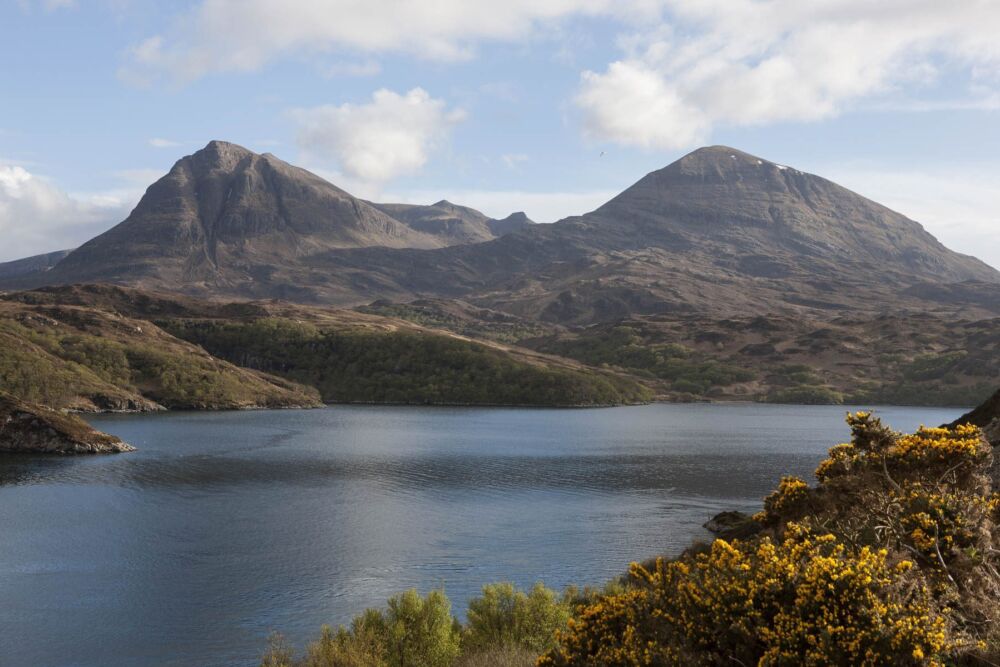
[0,403,964,667]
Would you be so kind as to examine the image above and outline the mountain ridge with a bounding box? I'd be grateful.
[1,141,996,323]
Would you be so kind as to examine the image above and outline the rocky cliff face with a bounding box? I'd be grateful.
[0,393,133,454]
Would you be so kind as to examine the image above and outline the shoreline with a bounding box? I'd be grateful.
[68,396,977,416]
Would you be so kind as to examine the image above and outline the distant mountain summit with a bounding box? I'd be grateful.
[372,200,534,246]
[1,143,996,320]
[24,141,529,293]
[587,146,994,283]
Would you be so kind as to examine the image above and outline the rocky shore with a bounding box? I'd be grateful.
[0,393,133,454]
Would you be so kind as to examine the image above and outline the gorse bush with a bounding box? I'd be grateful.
[540,414,1000,666]
[540,526,948,666]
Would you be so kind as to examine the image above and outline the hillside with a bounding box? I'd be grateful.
[0,290,321,411]
[1,144,995,323]
[357,301,1000,407]
[0,285,651,409]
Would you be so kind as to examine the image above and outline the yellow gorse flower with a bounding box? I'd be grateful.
[540,415,997,666]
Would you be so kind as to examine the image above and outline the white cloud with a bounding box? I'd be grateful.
[121,0,657,84]
[577,0,1000,149]
[0,165,138,262]
[823,163,1000,271]
[577,60,708,149]
[383,188,618,223]
[148,137,181,148]
[291,88,465,185]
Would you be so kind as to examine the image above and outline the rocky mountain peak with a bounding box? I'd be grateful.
[641,145,807,191]
[588,145,999,285]
[188,140,256,172]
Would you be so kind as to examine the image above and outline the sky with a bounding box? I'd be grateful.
[1,1,999,269]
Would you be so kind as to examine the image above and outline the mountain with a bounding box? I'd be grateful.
[0,249,71,280]
[11,141,525,298]
[372,200,534,246]
[3,143,997,322]
[303,146,1000,322]
[487,211,534,237]
[488,144,1000,321]
[590,146,995,283]
[37,140,447,291]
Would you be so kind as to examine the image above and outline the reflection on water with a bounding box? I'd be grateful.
[0,403,963,667]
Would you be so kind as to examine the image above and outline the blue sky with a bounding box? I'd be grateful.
[2,0,999,268]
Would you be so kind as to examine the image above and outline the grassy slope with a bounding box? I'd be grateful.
[0,298,321,411]
[0,285,651,409]
[523,316,999,406]
[360,301,999,407]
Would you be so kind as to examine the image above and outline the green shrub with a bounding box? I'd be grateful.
[764,385,844,405]
[265,590,460,667]
[454,644,538,667]
[902,352,967,382]
[464,582,570,654]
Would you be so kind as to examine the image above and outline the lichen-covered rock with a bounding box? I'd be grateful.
[0,393,133,454]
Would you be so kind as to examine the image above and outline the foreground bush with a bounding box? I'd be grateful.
[464,582,570,654]
[540,415,999,666]
[539,526,947,666]
[261,583,567,667]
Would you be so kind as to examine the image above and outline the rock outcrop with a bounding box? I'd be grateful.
[0,393,134,454]
[952,388,1000,446]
